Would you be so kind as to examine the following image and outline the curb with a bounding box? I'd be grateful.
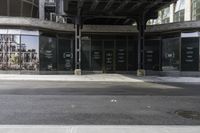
[0,126,199,133]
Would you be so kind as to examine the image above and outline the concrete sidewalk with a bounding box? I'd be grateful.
[0,74,200,82]
[0,126,199,133]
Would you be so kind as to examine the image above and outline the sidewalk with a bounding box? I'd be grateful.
[0,74,200,82]
[0,126,199,133]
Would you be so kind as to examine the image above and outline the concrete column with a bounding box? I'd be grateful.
[39,0,45,20]
[56,0,65,15]
[184,0,192,21]
[169,3,174,23]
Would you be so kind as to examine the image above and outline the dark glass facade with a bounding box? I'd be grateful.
[145,39,160,71]
[181,37,199,71]
[39,36,57,71]
[81,35,138,72]
[0,29,200,74]
[162,38,180,71]
[39,34,74,72]
[0,0,39,18]
[57,38,74,71]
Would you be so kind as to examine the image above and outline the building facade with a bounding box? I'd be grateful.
[0,0,200,75]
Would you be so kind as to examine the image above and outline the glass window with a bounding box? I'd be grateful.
[21,35,39,71]
[39,36,57,71]
[174,0,185,22]
[161,7,170,24]
[91,40,103,71]
[162,38,180,71]
[116,39,127,71]
[10,0,21,16]
[0,0,8,16]
[175,0,185,12]
[181,37,199,71]
[22,2,32,17]
[128,38,138,71]
[81,37,91,70]
[145,40,160,71]
[192,0,200,20]
[0,35,21,70]
[58,39,73,71]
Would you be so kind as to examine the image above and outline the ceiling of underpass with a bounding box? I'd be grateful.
[63,0,176,25]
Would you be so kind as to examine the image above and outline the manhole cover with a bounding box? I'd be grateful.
[175,110,200,120]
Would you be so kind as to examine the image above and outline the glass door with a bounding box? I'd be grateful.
[162,38,180,71]
[104,50,114,72]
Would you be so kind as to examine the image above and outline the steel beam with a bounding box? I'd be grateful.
[115,0,130,12]
[90,0,99,11]
[137,14,146,72]
[103,0,114,11]
[123,18,131,25]
[74,16,82,72]
[128,1,144,12]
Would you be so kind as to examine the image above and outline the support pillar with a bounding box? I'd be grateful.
[184,0,192,21]
[137,14,146,76]
[56,0,65,15]
[39,0,45,20]
[169,3,174,23]
[74,17,82,75]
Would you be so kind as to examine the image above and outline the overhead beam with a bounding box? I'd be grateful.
[123,18,131,25]
[90,0,99,11]
[115,0,130,12]
[114,18,122,25]
[144,0,163,13]
[103,0,114,11]
[128,1,144,12]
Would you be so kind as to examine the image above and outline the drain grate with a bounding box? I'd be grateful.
[175,110,200,120]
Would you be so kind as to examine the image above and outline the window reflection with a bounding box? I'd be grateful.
[0,35,21,70]
[58,39,73,71]
[21,35,39,71]
[192,0,200,20]
[174,0,185,22]
[40,36,57,71]
[162,38,180,71]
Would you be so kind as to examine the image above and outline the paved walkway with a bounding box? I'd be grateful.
[0,74,200,82]
[0,126,199,133]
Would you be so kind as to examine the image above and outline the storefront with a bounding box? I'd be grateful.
[81,35,138,73]
[0,29,39,72]
[0,29,74,74]
[161,32,200,72]
[0,28,199,74]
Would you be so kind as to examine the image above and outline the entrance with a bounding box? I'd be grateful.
[58,39,74,71]
[104,50,114,72]
[162,38,180,71]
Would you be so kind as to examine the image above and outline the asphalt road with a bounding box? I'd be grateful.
[0,80,199,125]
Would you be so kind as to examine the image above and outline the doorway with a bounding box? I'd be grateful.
[104,49,114,73]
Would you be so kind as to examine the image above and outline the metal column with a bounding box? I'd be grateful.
[137,14,146,76]
[74,17,82,75]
